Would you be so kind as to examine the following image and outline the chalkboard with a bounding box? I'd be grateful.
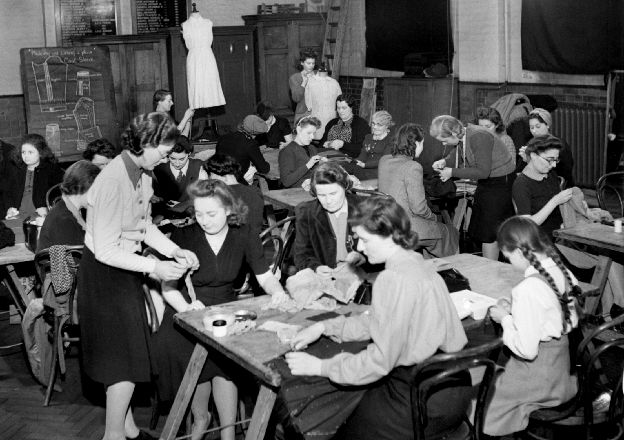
[20,46,119,162]
[134,0,188,33]
[56,0,117,46]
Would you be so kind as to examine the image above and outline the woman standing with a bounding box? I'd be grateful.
[353,110,395,180]
[485,216,580,436]
[155,180,287,440]
[289,49,317,124]
[79,112,198,440]
[476,106,516,167]
[286,197,468,439]
[431,115,515,260]
[320,95,370,159]
[5,133,64,220]
[153,89,195,137]
[378,123,458,257]
[278,116,324,188]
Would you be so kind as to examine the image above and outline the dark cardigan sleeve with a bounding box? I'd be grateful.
[447,132,494,180]
[341,116,369,158]
[293,203,323,271]
[248,141,271,174]
[279,144,309,188]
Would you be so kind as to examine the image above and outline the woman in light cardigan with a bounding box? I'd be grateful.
[78,112,199,440]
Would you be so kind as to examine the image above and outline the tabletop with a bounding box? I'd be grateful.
[437,253,598,301]
[0,243,34,265]
[554,223,624,253]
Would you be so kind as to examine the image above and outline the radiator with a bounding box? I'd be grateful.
[551,106,606,188]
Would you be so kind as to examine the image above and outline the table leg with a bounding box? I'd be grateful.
[584,256,613,316]
[0,264,27,317]
[159,343,208,440]
[245,384,277,440]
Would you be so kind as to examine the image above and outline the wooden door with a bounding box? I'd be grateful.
[258,21,291,113]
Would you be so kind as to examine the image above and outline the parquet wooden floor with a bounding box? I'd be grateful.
[0,317,160,440]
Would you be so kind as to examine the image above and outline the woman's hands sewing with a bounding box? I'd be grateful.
[286,322,325,376]
[173,248,200,271]
[324,140,344,150]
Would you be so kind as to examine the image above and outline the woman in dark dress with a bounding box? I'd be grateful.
[353,110,395,180]
[79,112,198,440]
[5,133,64,221]
[156,180,287,440]
[278,116,324,188]
[37,160,101,251]
[320,94,369,159]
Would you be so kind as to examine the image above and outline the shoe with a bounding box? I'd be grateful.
[126,430,157,440]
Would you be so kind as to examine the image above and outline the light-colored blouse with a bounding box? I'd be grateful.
[500,258,579,360]
[84,151,178,274]
[319,248,467,385]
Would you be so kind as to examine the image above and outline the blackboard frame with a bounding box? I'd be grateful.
[20,46,119,163]
[54,0,120,47]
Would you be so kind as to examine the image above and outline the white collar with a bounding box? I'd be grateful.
[170,161,189,177]
[524,257,556,277]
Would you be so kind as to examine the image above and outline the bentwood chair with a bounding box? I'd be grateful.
[596,171,624,219]
[34,245,83,406]
[411,338,504,440]
[526,314,624,440]
[45,183,62,210]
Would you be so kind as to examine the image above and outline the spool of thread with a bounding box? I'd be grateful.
[212,319,227,337]
[615,219,623,233]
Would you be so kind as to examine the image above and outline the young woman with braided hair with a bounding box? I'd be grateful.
[483,216,581,437]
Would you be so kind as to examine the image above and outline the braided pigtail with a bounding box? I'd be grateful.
[548,247,582,326]
[521,246,571,330]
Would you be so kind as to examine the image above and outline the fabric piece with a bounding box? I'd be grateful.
[559,187,590,228]
[258,320,302,344]
[285,265,361,309]
[21,298,57,390]
[182,14,226,108]
[491,93,533,126]
[48,245,77,296]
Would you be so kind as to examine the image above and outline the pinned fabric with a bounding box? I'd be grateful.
[559,187,613,228]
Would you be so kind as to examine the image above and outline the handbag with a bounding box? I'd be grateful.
[437,268,471,293]
[23,216,41,252]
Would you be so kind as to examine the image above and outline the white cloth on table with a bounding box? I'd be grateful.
[182,14,226,109]
[304,74,342,139]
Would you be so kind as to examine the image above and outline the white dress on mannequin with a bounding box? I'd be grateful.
[305,73,342,139]
[182,13,226,109]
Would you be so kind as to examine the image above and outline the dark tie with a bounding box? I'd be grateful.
[176,172,185,183]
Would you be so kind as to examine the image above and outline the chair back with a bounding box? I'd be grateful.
[34,245,83,321]
[45,183,63,210]
[260,215,296,275]
[596,171,624,218]
[411,338,503,440]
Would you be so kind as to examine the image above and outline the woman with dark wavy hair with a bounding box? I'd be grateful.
[286,196,469,440]
[154,179,287,440]
[78,112,199,440]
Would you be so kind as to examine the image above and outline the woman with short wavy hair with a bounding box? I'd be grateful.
[286,196,469,440]
[78,112,199,440]
[154,179,287,440]
[353,110,395,180]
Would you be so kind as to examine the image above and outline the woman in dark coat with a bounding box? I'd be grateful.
[5,134,64,220]
[320,94,369,159]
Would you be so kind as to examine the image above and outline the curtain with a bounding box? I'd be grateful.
[364,0,452,71]
[521,0,624,74]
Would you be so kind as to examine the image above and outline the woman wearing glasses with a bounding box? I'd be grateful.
[512,135,573,237]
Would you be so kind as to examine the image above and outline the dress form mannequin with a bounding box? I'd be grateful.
[182,5,226,110]
[305,68,342,139]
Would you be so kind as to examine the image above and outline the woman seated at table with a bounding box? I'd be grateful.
[82,138,118,169]
[513,134,624,310]
[215,114,270,178]
[294,162,365,274]
[279,116,324,189]
[286,196,469,440]
[5,133,64,221]
[352,110,395,180]
[37,160,101,251]
[431,115,515,260]
[204,153,264,234]
[153,89,194,137]
[378,123,458,258]
[485,216,581,437]
[152,135,208,219]
[320,94,369,159]
[154,179,287,440]
[255,101,292,149]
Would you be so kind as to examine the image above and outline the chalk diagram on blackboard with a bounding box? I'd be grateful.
[74,97,102,150]
[32,56,68,113]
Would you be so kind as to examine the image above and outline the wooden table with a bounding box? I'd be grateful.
[159,253,598,439]
[554,223,624,314]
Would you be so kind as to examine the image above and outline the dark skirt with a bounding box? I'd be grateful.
[78,247,153,386]
[468,172,515,243]
[335,365,472,440]
[153,283,240,403]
